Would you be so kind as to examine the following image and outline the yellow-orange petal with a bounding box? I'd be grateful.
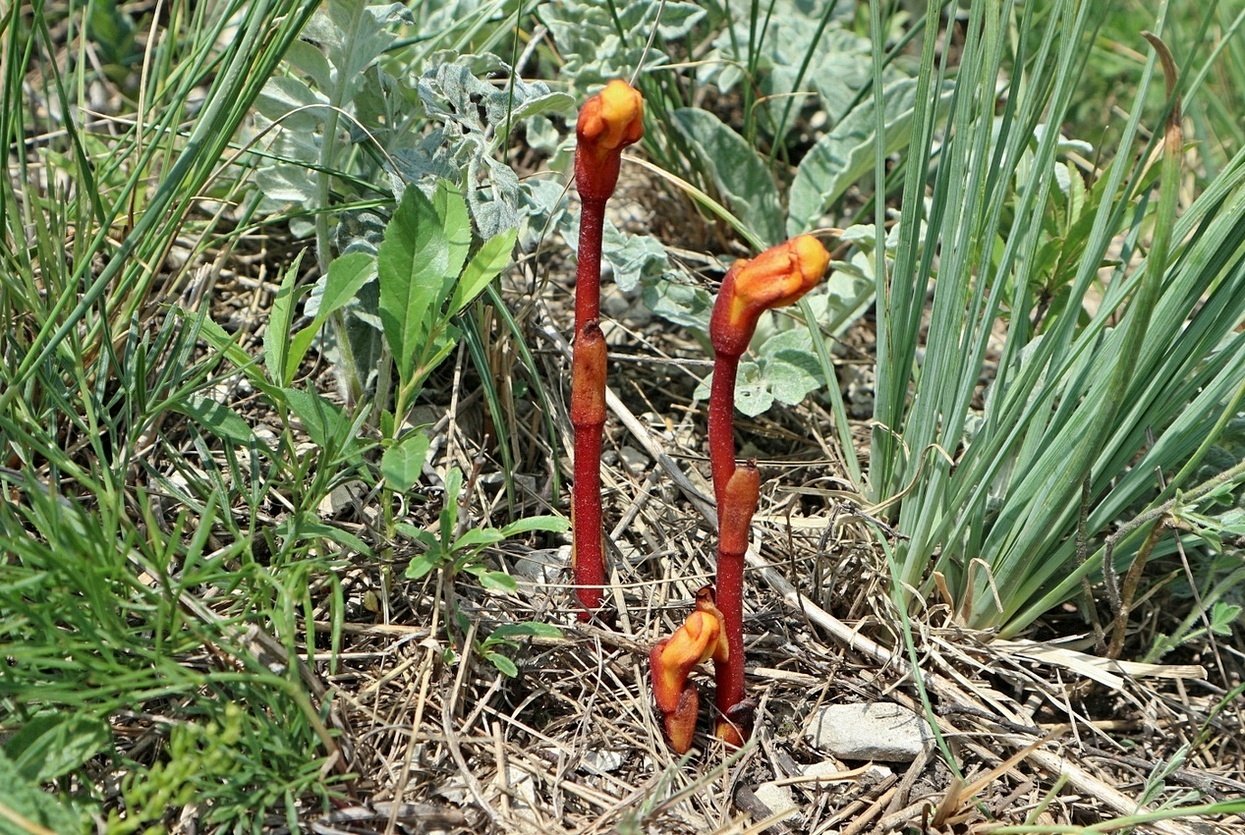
[693,585,729,664]
[650,599,725,714]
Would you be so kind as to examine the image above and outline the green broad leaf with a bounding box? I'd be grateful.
[377,186,450,382]
[484,651,518,678]
[642,277,714,329]
[314,252,378,321]
[289,252,377,378]
[671,108,785,246]
[287,513,372,556]
[488,622,563,641]
[404,552,441,580]
[452,527,506,552]
[381,431,430,492]
[0,748,83,833]
[788,78,950,236]
[5,713,110,782]
[172,395,253,445]
[284,387,352,450]
[761,348,824,408]
[282,39,333,92]
[448,226,517,316]
[254,164,321,203]
[469,567,518,594]
[433,179,471,283]
[602,225,673,294]
[1210,602,1242,635]
[254,75,327,134]
[508,90,575,123]
[413,324,461,384]
[499,515,569,537]
[265,250,307,386]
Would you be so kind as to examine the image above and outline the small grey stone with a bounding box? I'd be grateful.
[752,781,800,821]
[805,702,932,762]
[618,444,648,475]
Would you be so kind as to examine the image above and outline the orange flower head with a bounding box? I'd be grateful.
[710,236,830,358]
[575,80,644,203]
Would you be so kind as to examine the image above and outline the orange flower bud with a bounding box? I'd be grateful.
[575,80,644,203]
[650,587,728,752]
[710,235,830,358]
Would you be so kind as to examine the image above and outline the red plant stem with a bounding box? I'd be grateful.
[571,320,607,619]
[574,197,607,334]
[713,462,759,745]
[707,350,742,514]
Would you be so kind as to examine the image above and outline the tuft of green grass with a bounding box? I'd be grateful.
[862,0,1245,635]
[0,0,360,825]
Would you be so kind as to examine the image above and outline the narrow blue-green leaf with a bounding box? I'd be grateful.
[449,226,517,316]
[670,108,785,246]
[172,395,254,445]
[377,186,449,381]
[380,431,430,492]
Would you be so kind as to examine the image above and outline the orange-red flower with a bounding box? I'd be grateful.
[650,586,728,752]
[575,80,644,203]
[709,235,830,359]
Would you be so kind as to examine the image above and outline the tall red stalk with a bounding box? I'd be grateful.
[705,235,829,745]
[571,321,607,617]
[712,462,760,746]
[570,80,643,620]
